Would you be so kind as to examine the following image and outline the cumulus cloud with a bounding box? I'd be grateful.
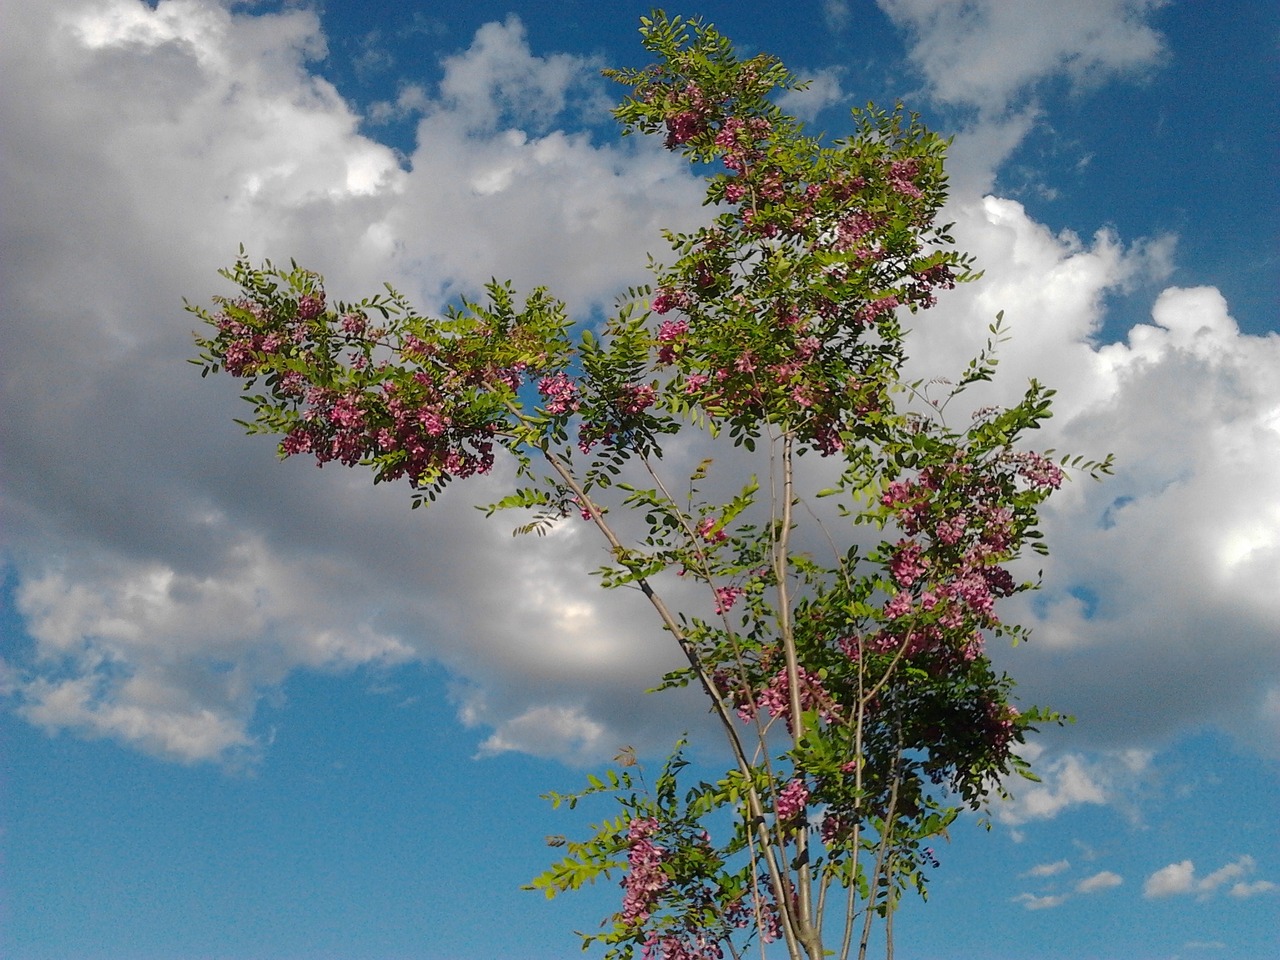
[877,0,1168,196]
[996,752,1137,825]
[1076,870,1123,893]
[0,0,702,764]
[1013,892,1068,910]
[902,196,1280,759]
[1025,859,1071,878]
[877,0,1168,111]
[1228,880,1278,899]
[822,1,852,33]
[1144,856,1274,900]
[2,0,1276,782]
[775,67,847,121]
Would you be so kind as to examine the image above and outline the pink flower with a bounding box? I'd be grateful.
[713,585,744,614]
[618,383,657,415]
[684,373,709,394]
[538,373,579,415]
[834,211,875,251]
[890,540,928,586]
[296,293,326,320]
[775,778,809,821]
[696,516,727,543]
[620,818,667,925]
[281,426,314,455]
[651,286,692,316]
[657,318,689,341]
[1012,451,1064,489]
[883,591,914,620]
[665,111,704,147]
[888,158,923,199]
[856,296,900,325]
[935,514,966,546]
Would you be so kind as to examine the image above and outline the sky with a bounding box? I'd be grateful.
[1,0,1277,958]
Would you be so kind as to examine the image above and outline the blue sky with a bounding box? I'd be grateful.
[1,1,1277,958]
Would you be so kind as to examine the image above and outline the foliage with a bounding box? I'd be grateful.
[190,11,1109,960]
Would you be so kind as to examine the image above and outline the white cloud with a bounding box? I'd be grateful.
[1144,857,1273,900]
[1013,892,1068,910]
[472,704,609,762]
[1145,859,1195,898]
[1196,855,1255,894]
[1,0,1276,784]
[431,15,602,132]
[0,0,703,765]
[1229,880,1277,899]
[997,753,1111,824]
[822,1,851,33]
[903,196,1280,758]
[1076,870,1123,893]
[1025,859,1071,878]
[877,0,1168,112]
[776,68,847,121]
[876,0,1168,197]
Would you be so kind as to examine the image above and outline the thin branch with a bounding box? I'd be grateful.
[539,446,807,960]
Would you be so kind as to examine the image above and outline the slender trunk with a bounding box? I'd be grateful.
[539,447,809,960]
[772,432,823,960]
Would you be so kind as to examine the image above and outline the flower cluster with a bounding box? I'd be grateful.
[200,280,532,494]
[621,818,668,925]
[1007,450,1064,489]
[713,585,745,614]
[538,372,579,415]
[731,664,838,729]
[774,778,809,822]
[695,516,727,543]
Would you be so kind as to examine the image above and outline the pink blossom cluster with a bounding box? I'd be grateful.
[819,810,849,845]
[695,516,727,543]
[1008,451,1064,489]
[889,540,928,586]
[210,289,508,487]
[887,158,923,199]
[656,318,689,364]
[870,458,1037,661]
[713,585,744,614]
[538,372,579,415]
[296,292,326,319]
[662,83,711,148]
[902,263,957,309]
[715,115,773,177]
[213,299,290,376]
[665,111,704,147]
[651,287,692,315]
[981,701,1020,759]
[733,664,837,728]
[774,778,809,822]
[618,383,658,415]
[833,211,876,252]
[374,378,497,483]
[880,551,1016,635]
[855,296,900,326]
[621,818,668,925]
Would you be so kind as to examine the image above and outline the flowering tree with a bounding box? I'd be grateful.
[190,12,1107,960]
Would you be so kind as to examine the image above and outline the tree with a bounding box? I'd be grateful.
[190,12,1107,960]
